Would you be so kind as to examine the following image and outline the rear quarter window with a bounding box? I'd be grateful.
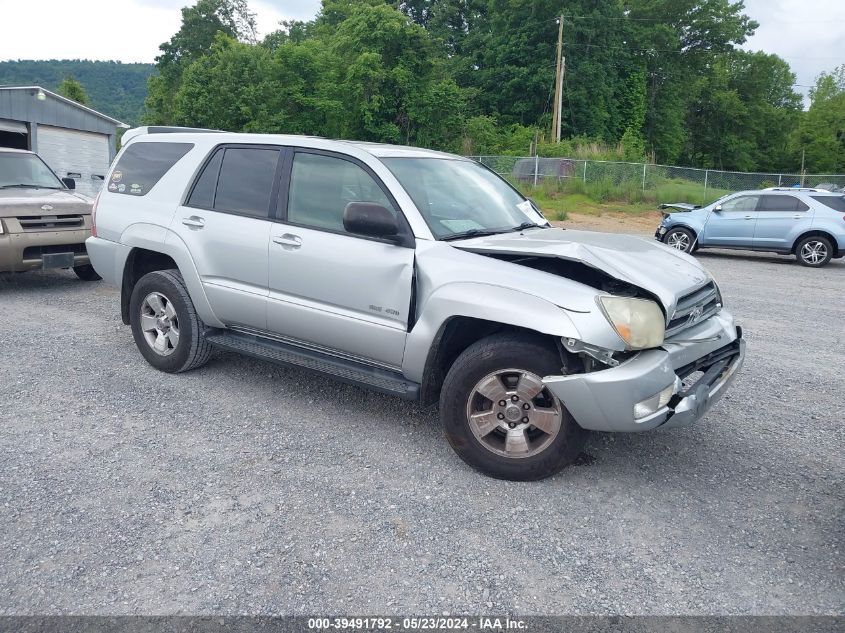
[107,142,193,196]
[811,195,845,213]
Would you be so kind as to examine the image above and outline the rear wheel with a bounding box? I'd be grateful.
[664,227,696,253]
[795,236,832,267]
[73,264,101,281]
[440,333,588,481]
[129,269,213,373]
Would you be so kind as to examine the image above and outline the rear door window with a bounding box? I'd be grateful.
[188,146,280,218]
[186,147,223,209]
[757,195,809,212]
[108,142,193,196]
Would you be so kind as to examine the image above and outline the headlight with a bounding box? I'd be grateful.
[598,296,665,350]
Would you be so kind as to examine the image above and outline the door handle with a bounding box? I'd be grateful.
[792,215,802,219]
[273,233,302,249]
[744,215,754,220]
[182,216,205,229]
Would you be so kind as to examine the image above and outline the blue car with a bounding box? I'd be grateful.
[656,188,845,267]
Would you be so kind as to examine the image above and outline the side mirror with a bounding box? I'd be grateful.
[62,177,76,190]
[713,204,722,212]
[343,202,398,238]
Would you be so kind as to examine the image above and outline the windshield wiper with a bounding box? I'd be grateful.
[0,183,62,190]
[441,228,508,242]
[509,221,547,233]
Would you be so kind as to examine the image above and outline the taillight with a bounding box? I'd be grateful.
[91,192,100,237]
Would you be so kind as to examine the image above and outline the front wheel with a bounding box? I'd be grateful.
[440,333,588,481]
[795,236,832,267]
[664,227,696,253]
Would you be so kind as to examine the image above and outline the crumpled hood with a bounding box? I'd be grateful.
[0,188,92,219]
[454,228,712,311]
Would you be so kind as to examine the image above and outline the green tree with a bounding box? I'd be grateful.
[329,2,441,142]
[145,0,258,124]
[796,66,845,173]
[682,51,801,171]
[57,76,89,105]
[624,0,759,162]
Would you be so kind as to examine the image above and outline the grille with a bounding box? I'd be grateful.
[22,244,87,260]
[17,215,85,230]
[666,281,721,337]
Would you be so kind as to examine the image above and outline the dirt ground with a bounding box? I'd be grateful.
[553,211,663,235]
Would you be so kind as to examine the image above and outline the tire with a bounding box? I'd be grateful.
[129,269,213,373]
[664,227,696,253]
[73,264,101,281]
[440,333,588,481]
[795,236,833,267]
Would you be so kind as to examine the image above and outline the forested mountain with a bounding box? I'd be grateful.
[0,60,154,124]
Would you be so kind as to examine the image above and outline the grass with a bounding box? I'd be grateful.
[514,176,733,221]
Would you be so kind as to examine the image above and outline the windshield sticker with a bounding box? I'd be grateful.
[117,184,126,193]
[517,200,545,224]
[108,182,117,192]
[129,183,142,194]
[111,171,122,183]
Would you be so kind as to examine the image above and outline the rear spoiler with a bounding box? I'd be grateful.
[121,126,222,145]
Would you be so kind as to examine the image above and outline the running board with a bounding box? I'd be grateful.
[205,331,420,400]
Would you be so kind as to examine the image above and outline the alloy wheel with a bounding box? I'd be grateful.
[800,240,827,265]
[139,292,180,356]
[667,231,691,251]
[465,369,562,459]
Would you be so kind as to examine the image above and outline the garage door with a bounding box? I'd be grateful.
[37,126,110,199]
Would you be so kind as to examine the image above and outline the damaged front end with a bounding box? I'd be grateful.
[445,228,745,431]
[545,313,745,433]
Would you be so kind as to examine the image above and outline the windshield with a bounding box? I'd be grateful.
[382,157,547,240]
[0,152,65,190]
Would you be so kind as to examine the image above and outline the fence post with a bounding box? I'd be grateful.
[778,174,782,187]
[533,154,539,187]
[642,163,647,192]
[583,160,587,183]
[703,169,709,205]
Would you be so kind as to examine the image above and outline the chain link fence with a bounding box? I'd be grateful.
[473,156,845,205]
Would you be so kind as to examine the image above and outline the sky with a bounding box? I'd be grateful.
[0,0,842,105]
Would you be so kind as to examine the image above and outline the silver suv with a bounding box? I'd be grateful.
[87,128,746,480]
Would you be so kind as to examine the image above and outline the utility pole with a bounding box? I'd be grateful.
[551,14,564,143]
[800,148,806,187]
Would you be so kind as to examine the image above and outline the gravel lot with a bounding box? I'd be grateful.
[0,246,842,616]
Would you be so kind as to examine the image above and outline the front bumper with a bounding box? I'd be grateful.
[655,225,668,240]
[0,226,92,273]
[544,310,745,432]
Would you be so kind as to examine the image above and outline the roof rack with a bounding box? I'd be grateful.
[762,187,824,192]
[121,126,223,145]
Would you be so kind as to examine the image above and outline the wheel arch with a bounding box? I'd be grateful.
[405,283,583,407]
[664,223,699,239]
[118,225,223,328]
[792,229,837,254]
